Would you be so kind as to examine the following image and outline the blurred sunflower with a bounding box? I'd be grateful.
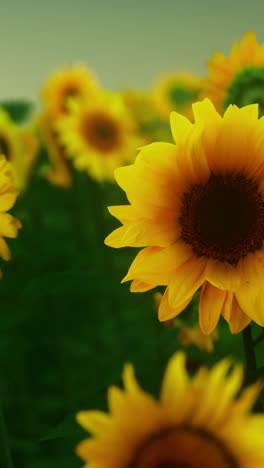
[0,108,38,190]
[37,111,72,188]
[0,155,21,268]
[76,352,264,468]
[152,71,203,120]
[56,92,140,182]
[41,64,99,118]
[105,99,264,334]
[177,322,218,352]
[203,31,264,115]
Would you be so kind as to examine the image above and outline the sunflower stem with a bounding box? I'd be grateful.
[0,401,13,468]
[253,328,264,347]
[242,325,257,378]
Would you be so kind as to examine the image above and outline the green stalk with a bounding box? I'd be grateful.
[0,402,13,468]
[254,328,264,346]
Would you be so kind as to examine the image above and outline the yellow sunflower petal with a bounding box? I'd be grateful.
[170,112,192,144]
[105,219,179,249]
[222,293,251,334]
[123,364,159,413]
[168,257,207,309]
[160,352,189,416]
[0,213,21,238]
[107,205,138,224]
[236,254,264,326]
[0,189,18,212]
[175,120,210,186]
[205,364,243,427]
[199,282,226,334]
[192,98,222,153]
[158,287,193,321]
[191,359,232,426]
[136,142,178,180]
[107,386,126,416]
[76,438,108,463]
[122,243,193,285]
[130,280,157,292]
[230,381,263,419]
[115,163,178,209]
[205,259,240,291]
[186,120,210,183]
[0,236,11,261]
[240,31,259,59]
[76,410,111,435]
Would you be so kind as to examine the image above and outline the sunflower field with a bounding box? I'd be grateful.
[1,30,264,468]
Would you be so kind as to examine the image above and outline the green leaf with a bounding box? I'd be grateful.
[40,413,85,441]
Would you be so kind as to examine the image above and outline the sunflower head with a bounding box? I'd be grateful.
[56,91,141,182]
[76,351,264,468]
[152,71,203,120]
[41,64,99,118]
[203,31,264,114]
[37,111,72,188]
[105,98,264,334]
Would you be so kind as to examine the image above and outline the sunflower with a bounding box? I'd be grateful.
[0,155,21,270]
[105,99,264,334]
[0,108,37,190]
[37,111,72,188]
[152,71,203,120]
[76,351,264,468]
[41,64,98,118]
[203,31,264,115]
[56,92,140,182]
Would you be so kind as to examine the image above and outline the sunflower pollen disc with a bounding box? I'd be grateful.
[129,427,238,468]
[179,173,264,265]
[81,111,121,153]
[61,86,79,112]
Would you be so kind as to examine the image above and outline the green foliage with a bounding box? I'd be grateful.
[223,65,264,116]
[0,100,33,123]
[0,151,262,468]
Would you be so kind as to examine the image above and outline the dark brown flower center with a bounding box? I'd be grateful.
[179,173,264,265]
[0,135,11,159]
[82,112,121,153]
[129,427,238,468]
[155,463,188,468]
[61,86,80,112]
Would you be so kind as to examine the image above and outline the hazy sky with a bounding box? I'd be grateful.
[1,0,264,102]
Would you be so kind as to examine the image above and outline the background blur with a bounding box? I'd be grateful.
[1,0,264,101]
[1,2,264,468]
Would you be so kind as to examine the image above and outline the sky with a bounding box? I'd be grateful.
[1,0,264,102]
